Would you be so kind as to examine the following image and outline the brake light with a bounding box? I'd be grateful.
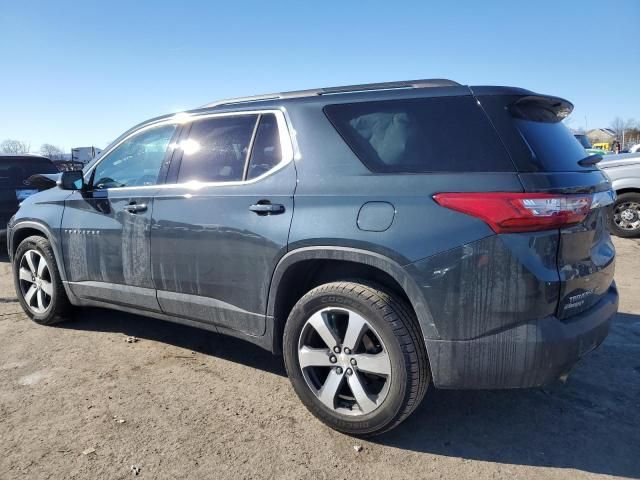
[433,192,592,233]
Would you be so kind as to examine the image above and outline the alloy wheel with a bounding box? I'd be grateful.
[297,307,392,416]
[18,250,53,314]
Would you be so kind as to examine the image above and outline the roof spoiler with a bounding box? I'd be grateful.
[509,95,574,123]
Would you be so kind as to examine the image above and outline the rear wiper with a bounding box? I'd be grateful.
[577,153,603,167]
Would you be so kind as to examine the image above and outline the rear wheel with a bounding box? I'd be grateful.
[610,192,640,238]
[283,281,429,436]
[13,235,71,325]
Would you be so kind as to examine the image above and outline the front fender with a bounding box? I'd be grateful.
[9,220,66,279]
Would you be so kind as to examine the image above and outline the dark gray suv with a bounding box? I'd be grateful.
[7,79,618,436]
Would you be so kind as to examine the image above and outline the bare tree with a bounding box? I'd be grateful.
[40,143,65,160]
[610,117,636,146]
[0,139,31,154]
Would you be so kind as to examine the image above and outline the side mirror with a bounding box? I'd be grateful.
[57,170,86,190]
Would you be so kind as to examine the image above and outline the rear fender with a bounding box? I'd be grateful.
[266,246,439,352]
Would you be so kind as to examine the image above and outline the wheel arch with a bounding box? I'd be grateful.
[10,222,50,256]
[10,221,71,287]
[615,187,640,196]
[266,246,438,354]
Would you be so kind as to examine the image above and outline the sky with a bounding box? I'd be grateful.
[0,0,639,152]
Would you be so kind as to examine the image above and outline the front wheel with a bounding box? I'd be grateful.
[610,192,640,238]
[13,235,71,325]
[283,281,429,436]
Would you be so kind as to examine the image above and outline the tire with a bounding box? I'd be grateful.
[283,281,429,436]
[609,192,640,238]
[13,235,71,325]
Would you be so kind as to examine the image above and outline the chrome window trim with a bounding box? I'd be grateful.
[84,109,296,191]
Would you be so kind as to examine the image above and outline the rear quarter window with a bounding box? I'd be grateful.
[324,96,514,173]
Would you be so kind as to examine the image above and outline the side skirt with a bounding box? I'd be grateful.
[67,291,274,352]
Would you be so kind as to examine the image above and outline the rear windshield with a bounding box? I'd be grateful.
[0,158,58,187]
[514,119,588,171]
[324,96,514,173]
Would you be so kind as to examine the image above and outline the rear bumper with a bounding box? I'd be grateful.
[426,283,618,389]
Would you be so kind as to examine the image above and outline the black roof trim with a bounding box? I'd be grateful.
[201,79,461,108]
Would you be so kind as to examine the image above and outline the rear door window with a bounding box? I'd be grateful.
[324,96,514,173]
[177,115,258,183]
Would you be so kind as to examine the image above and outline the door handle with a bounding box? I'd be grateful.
[249,202,285,215]
[123,203,147,214]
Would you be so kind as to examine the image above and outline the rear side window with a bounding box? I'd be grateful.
[178,115,258,183]
[324,96,514,173]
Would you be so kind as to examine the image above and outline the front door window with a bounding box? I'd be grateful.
[92,124,177,189]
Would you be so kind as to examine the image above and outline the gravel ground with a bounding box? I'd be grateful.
[0,238,639,480]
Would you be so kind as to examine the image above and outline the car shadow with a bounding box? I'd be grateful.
[373,311,640,478]
[60,307,287,377]
[62,306,640,477]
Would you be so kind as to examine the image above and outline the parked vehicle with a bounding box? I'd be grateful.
[0,154,58,238]
[53,160,85,172]
[599,153,640,237]
[592,142,611,152]
[71,146,103,165]
[7,79,618,436]
[574,134,607,156]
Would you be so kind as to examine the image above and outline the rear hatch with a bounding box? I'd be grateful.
[476,90,616,320]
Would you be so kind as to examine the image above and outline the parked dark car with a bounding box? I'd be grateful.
[7,79,618,436]
[0,154,58,238]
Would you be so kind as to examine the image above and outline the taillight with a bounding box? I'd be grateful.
[433,192,592,233]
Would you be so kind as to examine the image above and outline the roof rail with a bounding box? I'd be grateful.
[201,78,461,108]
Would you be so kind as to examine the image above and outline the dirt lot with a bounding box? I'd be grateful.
[0,239,639,480]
